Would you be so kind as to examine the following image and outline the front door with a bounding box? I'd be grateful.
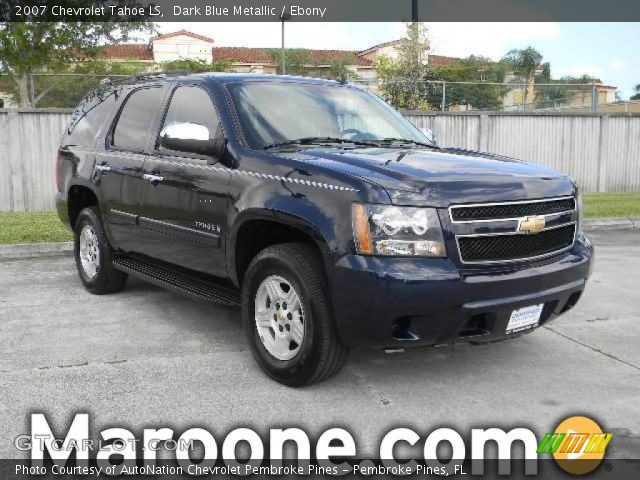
[138,84,230,278]
[98,85,166,253]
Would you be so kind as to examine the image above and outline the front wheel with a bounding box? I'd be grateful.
[242,243,348,386]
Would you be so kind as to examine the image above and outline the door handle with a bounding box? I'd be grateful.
[95,164,111,173]
[143,173,164,185]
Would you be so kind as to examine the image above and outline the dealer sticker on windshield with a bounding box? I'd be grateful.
[506,304,544,334]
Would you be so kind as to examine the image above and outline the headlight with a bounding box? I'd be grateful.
[352,204,447,257]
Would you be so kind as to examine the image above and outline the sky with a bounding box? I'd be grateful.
[155,22,640,99]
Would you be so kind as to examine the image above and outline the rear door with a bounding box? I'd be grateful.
[137,83,230,277]
[97,85,166,253]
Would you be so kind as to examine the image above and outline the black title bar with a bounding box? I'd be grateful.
[2,0,640,22]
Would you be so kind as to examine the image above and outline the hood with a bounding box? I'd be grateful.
[286,146,576,207]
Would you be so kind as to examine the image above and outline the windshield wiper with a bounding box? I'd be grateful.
[264,137,377,150]
[373,138,438,149]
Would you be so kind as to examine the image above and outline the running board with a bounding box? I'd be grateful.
[113,255,240,306]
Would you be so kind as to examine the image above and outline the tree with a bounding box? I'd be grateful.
[323,56,360,83]
[631,84,640,101]
[531,75,595,110]
[269,49,316,76]
[533,83,575,109]
[158,58,231,74]
[27,59,148,108]
[308,55,361,83]
[374,23,432,109]
[500,47,585,110]
[500,46,544,108]
[425,56,510,110]
[267,49,359,82]
[501,47,543,80]
[0,13,153,107]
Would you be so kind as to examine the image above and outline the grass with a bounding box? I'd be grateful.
[0,193,639,244]
[582,192,640,219]
[0,211,72,244]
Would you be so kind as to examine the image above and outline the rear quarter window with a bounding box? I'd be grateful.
[65,89,117,147]
[112,87,164,152]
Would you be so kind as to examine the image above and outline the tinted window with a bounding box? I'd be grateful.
[113,87,163,151]
[229,82,425,150]
[159,85,219,152]
[66,90,117,147]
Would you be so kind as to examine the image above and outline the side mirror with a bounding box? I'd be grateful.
[159,122,226,159]
[419,128,438,147]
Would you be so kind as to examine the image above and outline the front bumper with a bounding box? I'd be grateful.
[323,234,593,348]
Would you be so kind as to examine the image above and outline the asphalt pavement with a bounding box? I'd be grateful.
[0,230,639,459]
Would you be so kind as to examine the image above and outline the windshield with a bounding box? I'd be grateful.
[228,81,429,150]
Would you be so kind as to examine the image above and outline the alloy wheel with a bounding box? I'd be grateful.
[254,275,305,361]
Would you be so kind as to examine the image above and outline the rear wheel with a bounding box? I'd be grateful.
[242,243,348,386]
[74,206,127,294]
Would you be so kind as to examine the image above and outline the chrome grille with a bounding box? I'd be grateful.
[450,197,578,264]
[450,197,575,222]
[458,224,576,263]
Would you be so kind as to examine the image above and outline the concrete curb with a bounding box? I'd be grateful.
[583,217,640,231]
[0,242,73,260]
[0,218,638,260]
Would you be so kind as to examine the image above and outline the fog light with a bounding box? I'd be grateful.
[376,239,445,257]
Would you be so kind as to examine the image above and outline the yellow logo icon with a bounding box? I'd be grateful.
[543,416,612,475]
[519,215,546,234]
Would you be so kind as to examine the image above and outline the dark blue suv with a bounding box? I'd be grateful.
[55,73,593,385]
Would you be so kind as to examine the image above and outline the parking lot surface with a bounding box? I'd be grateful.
[1,230,639,458]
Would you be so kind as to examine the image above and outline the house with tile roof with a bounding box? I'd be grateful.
[0,30,460,107]
[2,30,619,110]
[98,30,458,81]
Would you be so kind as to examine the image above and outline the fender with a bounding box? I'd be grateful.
[64,179,109,237]
[67,178,100,201]
[226,208,332,287]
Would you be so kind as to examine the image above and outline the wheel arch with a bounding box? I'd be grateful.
[67,183,100,229]
[228,209,331,288]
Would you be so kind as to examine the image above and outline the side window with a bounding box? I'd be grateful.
[159,85,219,153]
[66,90,117,147]
[112,87,163,152]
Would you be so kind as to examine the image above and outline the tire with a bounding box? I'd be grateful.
[74,206,127,295]
[242,243,348,386]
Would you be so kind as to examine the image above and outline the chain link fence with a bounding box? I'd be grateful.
[352,79,638,113]
[1,73,637,113]
[0,73,131,109]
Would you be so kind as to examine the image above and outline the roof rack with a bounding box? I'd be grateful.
[100,70,192,86]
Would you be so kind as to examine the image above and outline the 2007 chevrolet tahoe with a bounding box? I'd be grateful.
[56,73,593,385]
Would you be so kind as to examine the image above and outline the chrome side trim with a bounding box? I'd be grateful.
[448,196,576,224]
[142,173,164,183]
[139,216,220,238]
[110,209,137,219]
[103,151,146,162]
[144,157,359,192]
[110,209,137,225]
[455,222,577,265]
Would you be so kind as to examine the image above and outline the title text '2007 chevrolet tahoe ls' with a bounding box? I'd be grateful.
[56,73,593,386]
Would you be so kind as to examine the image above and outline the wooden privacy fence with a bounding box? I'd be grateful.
[0,109,70,212]
[1,109,639,211]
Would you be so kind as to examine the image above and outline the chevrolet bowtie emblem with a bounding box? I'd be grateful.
[519,215,546,234]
